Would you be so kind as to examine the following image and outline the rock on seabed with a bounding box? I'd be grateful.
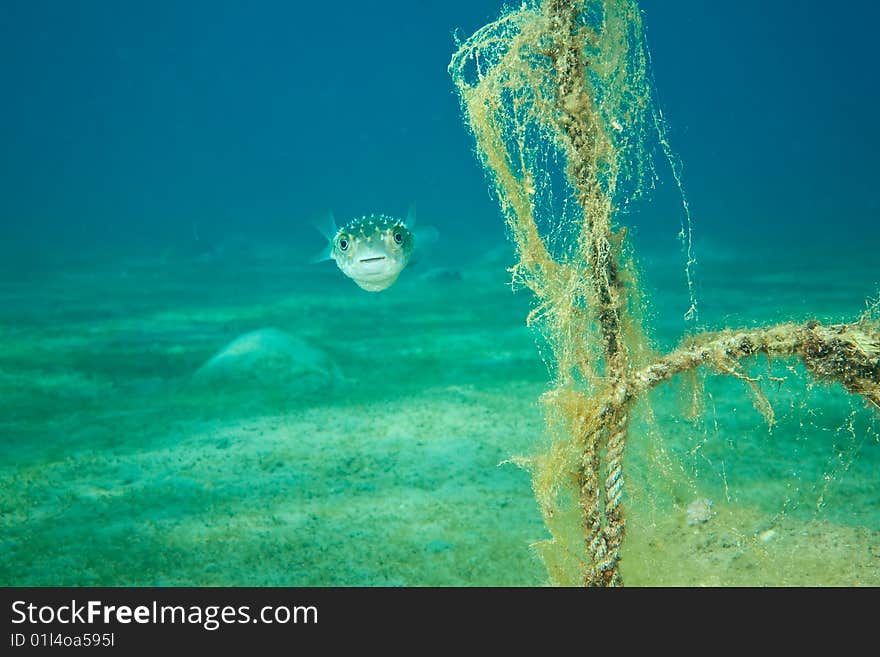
[192,327,341,394]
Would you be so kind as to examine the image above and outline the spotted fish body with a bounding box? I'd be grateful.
[312,207,432,292]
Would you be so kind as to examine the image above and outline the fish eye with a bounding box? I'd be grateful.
[338,237,349,251]
[393,232,403,244]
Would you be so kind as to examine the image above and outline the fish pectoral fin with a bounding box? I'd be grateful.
[312,210,338,240]
[309,244,334,264]
[414,225,439,248]
[405,203,417,229]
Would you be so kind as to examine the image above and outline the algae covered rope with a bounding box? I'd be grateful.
[450,0,880,587]
[449,0,652,587]
[544,0,632,586]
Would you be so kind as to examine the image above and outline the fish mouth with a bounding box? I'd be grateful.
[359,256,386,263]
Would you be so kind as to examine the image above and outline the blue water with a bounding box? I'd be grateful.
[3,1,877,257]
[0,1,877,585]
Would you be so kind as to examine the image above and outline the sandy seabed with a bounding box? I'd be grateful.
[1,235,878,585]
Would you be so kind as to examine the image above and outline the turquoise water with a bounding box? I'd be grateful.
[1,1,878,585]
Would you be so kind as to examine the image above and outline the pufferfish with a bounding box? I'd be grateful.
[312,206,437,292]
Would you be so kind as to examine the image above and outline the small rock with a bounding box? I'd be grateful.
[426,539,454,554]
[191,327,341,395]
[758,528,777,543]
[418,267,463,283]
[686,498,715,526]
